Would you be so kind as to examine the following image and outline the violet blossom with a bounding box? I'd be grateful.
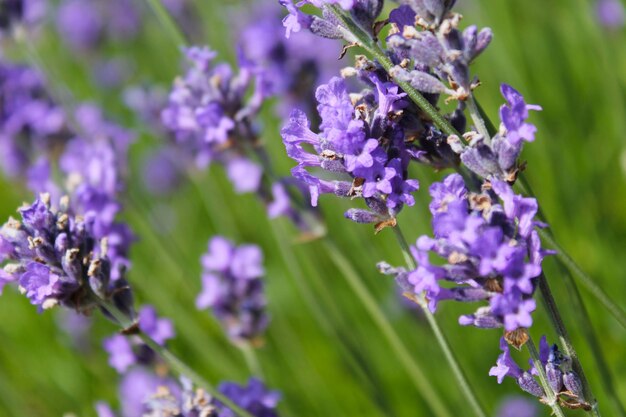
[448,84,542,183]
[490,336,589,409]
[103,304,175,373]
[196,236,269,343]
[382,173,550,331]
[0,193,134,318]
[282,73,421,226]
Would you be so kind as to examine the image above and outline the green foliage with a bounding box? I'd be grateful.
[0,0,625,416]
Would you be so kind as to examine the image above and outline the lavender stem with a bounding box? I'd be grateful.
[322,238,454,417]
[392,225,488,417]
[526,335,567,417]
[144,0,188,47]
[238,343,264,380]
[97,299,255,417]
[467,94,491,144]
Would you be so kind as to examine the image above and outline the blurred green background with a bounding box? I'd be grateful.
[0,0,625,416]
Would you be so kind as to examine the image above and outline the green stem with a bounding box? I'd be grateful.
[144,0,188,47]
[538,227,626,330]
[322,238,454,417]
[467,94,491,143]
[98,300,254,417]
[237,343,264,380]
[392,225,488,417]
[526,335,566,417]
[537,273,600,415]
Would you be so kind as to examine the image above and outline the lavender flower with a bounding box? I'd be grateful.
[238,0,342,118]
[282,74,422,226]
[596,0,625,28]
[55,0,141,51]
[103,304,175,373]
[386,2,492,98]
[0,61,66,180]
[0,0,45,36]
[216,378,281,417]
[491,336,590,410]
[161,46,266,191]
[0,194,134,317]
[494,396,539,417]
[455,84,541,182]
[383,173,550,331]
[196,237,269,343]
[142,377,281,417]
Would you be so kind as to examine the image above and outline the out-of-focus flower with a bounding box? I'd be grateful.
[196,237,269,343]
[596,0,625,28]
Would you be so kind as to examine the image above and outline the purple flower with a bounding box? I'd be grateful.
[217,378,282,417]
[0,61,66,180]
[386,173,548,331]
[196,237,269,342]
[227,158,263,194]
[138,305,175,345]
[489,337,523,384]
[103,334,136,373]
[495,396,539,417]
[0,194,135,317]
[596,0,625,28]
[281,75,420,224]
[499,84,542,146]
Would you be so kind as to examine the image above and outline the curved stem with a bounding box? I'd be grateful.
[144,0,188,47]
[537,228,626,330]
[526,335,567,417]
[238,343,264,380]
[322,238,454,417]
[392,225,488,417]
[98,299,254,417]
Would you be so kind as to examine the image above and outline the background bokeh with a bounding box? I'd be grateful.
[0,0,625,416]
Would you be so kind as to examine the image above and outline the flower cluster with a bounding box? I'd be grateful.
[387,3,492,99]
[0,0,45,36]
[97,376,281,417]
[161,47,267,191]
[196,236,269,343]
[237,0,342,119]
[384,173,550,331]
[490,336,588,410]
[282,73,421,227]
[0,61,66,180]
[450,85,542,183]
[103,305,175,373]
[0,194,134,318]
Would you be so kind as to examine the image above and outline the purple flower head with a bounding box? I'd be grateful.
[596,0,625,28]
[281,75,420,225]
[0,194,135,318]
[121,368,179,417]
[217,378,282,417]
[163,46,272,196]
[196,237,269,342]
[0,61,67,181]
[56,0,142,51]
[386,173,549,331]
